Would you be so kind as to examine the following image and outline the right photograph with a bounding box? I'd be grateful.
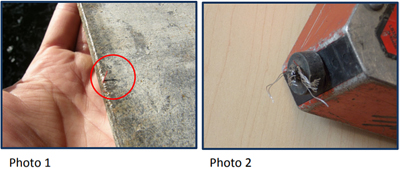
[203,3,397,148]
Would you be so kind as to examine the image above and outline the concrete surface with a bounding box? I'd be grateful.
[78,3,196,147]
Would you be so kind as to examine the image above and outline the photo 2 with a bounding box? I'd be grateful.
[203,3,397,148]
[2,2,196,148]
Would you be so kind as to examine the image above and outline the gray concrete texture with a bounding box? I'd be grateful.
[78,3,196,147]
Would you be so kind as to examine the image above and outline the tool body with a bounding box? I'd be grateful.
[283,4,397,139]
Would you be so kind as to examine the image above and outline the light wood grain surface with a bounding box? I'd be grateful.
[203,4,397,148]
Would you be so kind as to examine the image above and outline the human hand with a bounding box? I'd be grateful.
[3,3,115,147]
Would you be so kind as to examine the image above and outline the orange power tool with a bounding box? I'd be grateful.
[283,4,397,139]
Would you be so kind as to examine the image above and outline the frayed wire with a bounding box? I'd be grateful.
[266,61,329,107]
[294,62,329,107]
[266,72,284,103]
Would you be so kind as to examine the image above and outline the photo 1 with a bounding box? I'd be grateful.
[203,3,397,148]
[2,2,196,148]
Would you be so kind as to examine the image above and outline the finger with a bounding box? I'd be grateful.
[75,24,90,54]
[39,3,81,51]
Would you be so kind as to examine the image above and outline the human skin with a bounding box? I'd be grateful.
[2,3,115,147]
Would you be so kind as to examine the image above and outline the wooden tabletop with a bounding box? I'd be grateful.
[203,4,397,148]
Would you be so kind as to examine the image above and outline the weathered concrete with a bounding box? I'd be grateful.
[78,3,196,147]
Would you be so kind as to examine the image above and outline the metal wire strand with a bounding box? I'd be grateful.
[296,66,329,107]
[306,88,329,107]
[266,73,284,103]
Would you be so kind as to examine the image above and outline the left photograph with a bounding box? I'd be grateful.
[2,3,196,148]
